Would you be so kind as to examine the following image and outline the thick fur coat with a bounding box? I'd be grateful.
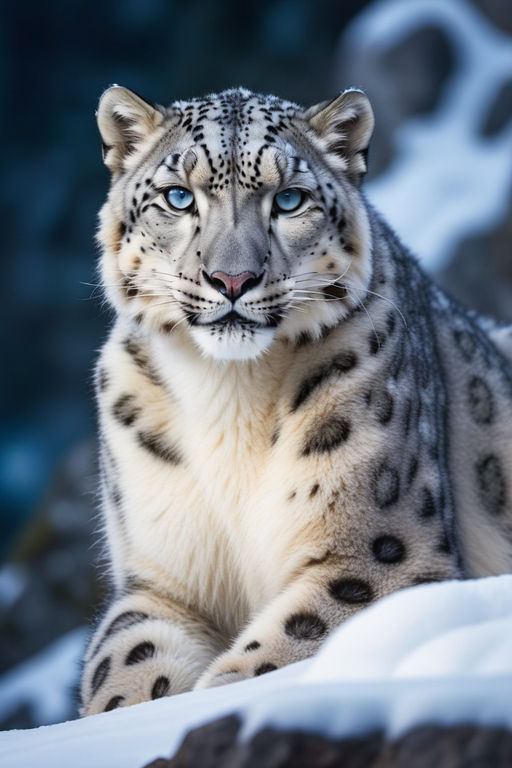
[80,86,512,715]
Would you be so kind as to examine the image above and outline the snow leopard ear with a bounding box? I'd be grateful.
[96,86,165,175]
[304,89,374,184]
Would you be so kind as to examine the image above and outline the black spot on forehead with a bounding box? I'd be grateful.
[158,88,320,199]
[175,88,298,135]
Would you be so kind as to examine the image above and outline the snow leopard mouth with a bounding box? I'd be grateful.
[188,308,279,360]
[187,310,281,330]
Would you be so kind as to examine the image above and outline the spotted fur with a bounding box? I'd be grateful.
[80,85,512,715]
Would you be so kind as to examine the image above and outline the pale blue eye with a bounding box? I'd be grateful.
[274,188,304,213]
[166,187,194,210]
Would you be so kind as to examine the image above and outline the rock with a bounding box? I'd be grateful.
[436,187,512,323]
[143,719,512,767]
[472,0,512,35]
[0,440,103,728]
[480,78,512,137]
[335,23,455,178]
[334,0,512,313]
[144,716,241,768]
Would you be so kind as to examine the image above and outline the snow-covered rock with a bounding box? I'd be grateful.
[1,576,511,768]
[334,0,512,325]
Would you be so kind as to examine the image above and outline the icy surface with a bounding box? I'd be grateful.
[1,576,512,768]
[356,0,512,270]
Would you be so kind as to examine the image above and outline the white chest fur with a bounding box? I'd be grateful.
[106,329,313,632]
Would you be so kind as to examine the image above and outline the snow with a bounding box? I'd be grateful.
[1,576,512,768]
[0,628,87,726]
[350,0,512,270]
[303,575,512,681]
[2,4,511,763]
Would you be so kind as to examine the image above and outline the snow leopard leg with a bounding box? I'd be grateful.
[194,558,445,689]
[81,589,223,715]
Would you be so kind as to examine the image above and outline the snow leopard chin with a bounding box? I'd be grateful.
[190,324,276,361]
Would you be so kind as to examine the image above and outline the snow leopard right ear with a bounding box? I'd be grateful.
[304,89,374,184]
[96,86,165,175]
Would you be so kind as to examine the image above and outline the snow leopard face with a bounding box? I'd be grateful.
[97,87,374,360]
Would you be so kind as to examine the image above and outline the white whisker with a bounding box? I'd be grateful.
[363,289,408,330]
[350,289,381,348]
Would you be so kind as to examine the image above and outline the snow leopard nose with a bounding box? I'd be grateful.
[204,271,263,301]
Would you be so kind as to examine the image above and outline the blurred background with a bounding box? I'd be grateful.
[1,0,511,730]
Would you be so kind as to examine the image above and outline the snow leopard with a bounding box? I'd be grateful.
[80,85,512,715]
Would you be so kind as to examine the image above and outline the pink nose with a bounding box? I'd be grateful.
[209,271,260,301]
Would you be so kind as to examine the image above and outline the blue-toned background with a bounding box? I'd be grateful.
[1,0,511,729]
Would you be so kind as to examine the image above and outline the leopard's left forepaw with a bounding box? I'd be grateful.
[194,648,278,689]
[196,669,248,689]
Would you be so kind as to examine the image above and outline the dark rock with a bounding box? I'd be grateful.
[383,724,512,767]
[334,0,512,322]
[380,26,455,118]
[480,79,512,137]
[144,716,241,768]
[335,24,455,178]
[142,719,512,768]
[436,187,512,324]
[0,703,35,731]
[471,0,512,35]
[0,440,103,728]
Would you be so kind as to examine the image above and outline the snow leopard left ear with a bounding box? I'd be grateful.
[304,89,374,184]
[96,85,166,176]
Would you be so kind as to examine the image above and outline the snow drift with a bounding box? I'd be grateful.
[1,576,511,768]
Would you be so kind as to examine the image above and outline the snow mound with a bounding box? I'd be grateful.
[304,575,512,681]
[1,576,511,768]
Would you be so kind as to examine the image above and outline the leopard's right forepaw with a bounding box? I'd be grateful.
[82,656,173,716]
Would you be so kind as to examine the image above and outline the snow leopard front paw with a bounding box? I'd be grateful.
[81,598,220,715]
[194,645,279,690]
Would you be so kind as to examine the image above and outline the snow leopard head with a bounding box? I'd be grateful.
[97,86,374,360]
